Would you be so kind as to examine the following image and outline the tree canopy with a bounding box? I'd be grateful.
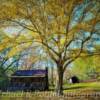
[0,0,100,95]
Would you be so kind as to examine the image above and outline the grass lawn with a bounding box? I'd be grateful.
[63,81,100,92]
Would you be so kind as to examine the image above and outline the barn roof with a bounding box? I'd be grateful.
[11,69,47,77]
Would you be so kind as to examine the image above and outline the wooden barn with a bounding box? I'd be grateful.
[8,68,49,91]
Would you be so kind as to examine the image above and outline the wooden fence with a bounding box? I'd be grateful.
[0,91,100,100]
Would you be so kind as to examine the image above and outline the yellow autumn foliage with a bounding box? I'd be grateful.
[7,42,32,58]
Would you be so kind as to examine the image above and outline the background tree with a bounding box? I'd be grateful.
[71,55,100,80]
[0,0,100,95]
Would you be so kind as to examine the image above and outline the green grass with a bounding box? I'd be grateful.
[63,82,100,92]
[49,82,100,91]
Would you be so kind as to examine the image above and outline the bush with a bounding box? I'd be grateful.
[0,77,9,91]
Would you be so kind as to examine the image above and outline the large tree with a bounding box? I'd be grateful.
[0,0,100,95]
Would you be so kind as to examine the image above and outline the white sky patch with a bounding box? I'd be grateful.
[3,26,22,38]
[3,26,33,40]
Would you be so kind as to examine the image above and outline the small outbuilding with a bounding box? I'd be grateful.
[69,76,79,83]
[8,68,49,91]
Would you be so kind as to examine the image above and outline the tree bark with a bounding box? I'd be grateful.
[51,66,54,86]
[56,66,64,95]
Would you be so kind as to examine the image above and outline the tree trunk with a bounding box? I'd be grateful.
[56,67,64,95]
[51,66,54,86]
